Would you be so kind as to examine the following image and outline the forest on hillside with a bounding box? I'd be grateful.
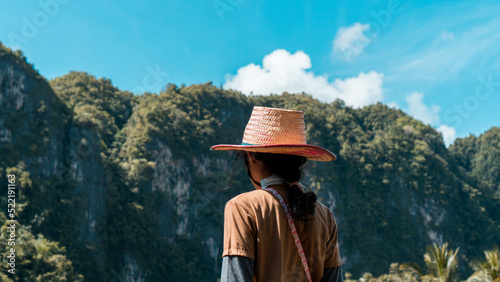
[1,43,499,281]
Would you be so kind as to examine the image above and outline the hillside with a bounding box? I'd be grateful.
[1,42,499,281]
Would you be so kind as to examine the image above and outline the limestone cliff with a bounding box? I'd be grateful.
[1,43,499,281]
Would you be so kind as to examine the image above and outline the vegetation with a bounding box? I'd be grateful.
[49,71,138,151]
[0,189,83,281]
[402,243,460,282]
[467,246,500,282]
[1,43,499,281]
[345,263,419,282]
[345,243,498,282]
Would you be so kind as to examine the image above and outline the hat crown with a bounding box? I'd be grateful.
[242,106,307,145]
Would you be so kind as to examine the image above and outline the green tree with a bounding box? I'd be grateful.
[467,246,500,282]
[374,263,419,282]
[0,216,84,281]
[349,263,419,282]
[403,243,460,282]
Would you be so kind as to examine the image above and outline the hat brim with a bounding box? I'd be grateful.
[210,144,336,161]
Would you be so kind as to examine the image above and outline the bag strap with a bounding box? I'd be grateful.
[264,187,313,282]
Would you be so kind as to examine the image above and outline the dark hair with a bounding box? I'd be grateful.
[243,152,317,220]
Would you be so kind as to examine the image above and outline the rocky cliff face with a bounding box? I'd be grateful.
[0,55,66,179]
[150,139,225,261]
[67,127,106,257]
[1,44,498,281]
[1,46,107,277]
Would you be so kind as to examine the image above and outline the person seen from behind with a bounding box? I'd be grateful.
[211,106,342,282]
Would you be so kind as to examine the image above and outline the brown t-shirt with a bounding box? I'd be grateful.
[223,184,341,281]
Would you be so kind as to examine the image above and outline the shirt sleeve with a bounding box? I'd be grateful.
[222,197,257,260]
[324,211,342,268]
[320,266,343,282]
[220,255,255,282]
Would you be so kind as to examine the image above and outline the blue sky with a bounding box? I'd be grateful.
[1,0,499,145]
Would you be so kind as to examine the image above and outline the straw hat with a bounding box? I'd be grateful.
[210,106,336,161]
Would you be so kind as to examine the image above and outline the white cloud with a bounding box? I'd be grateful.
[332,23,371,61]
[405,92,441,125]
[387,102,399,109]
[332,71,384,108]
[404,92,457,146]
[437,124,457,146]
[223,49,384,108]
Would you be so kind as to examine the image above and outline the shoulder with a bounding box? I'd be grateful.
[225,189,274,211]
[314,201,338,224]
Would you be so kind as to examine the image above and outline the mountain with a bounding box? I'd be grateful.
[1,42,499,281]
[0,43,82,281]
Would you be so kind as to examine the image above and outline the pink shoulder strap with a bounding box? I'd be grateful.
[265,187,313,282]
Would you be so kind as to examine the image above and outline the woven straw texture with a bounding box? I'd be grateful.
[211,106,336,162]
[243,107,306,145]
